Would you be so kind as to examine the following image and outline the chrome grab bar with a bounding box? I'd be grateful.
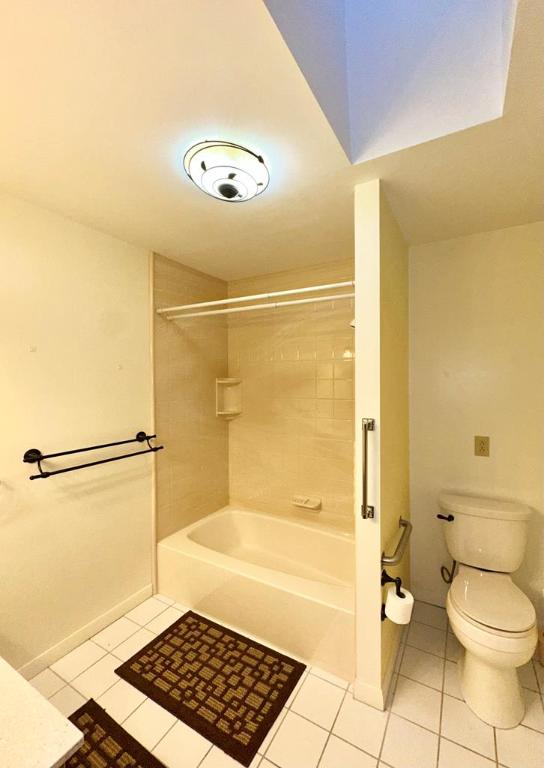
[361,418,375,519]
[382,517,412,565]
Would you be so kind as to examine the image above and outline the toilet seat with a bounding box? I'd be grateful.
[447,592,536,655]
[450,565,535,634]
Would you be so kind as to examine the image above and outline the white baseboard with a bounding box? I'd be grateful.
[353,677,386,709]
[17,584,152,680]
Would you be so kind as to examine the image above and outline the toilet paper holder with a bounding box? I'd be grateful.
[381,569,405,621]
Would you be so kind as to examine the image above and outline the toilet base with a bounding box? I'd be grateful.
[460,649,525,728]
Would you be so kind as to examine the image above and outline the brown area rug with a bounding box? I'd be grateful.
[65,698,165,767]
[115,610,306,767]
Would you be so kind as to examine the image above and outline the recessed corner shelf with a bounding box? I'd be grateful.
[216,378,242,419]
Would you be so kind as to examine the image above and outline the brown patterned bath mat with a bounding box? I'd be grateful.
[65,698,165,767]
[115,610,306,767]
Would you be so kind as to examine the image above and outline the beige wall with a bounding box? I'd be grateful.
[154,255,229,540]
[228,260,355,532]
[379,188,410,681]
[409,221,544,620]
[0,193,153,673]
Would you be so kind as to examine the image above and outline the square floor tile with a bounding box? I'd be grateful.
[48,685,86,717]
[145,606,184,635]
[50,640,105,682]
[92,617,140,651]
[333,693,388,756]
[518,661,539,691]
[199,746,260,767]
[319,735,377,768]
[413,602,448,630]
[381,713,438,768]
[406,622,446,658]
[309,666,349,689]
[71,653,120,699]
[123,698,177,751]
[155,593,175,605]
[153,720,212,768]
[125,597,167,626]
[97,679,146,723]
[258,709,287,755]
[534,661,544,688]
[445,633,462,662]
[441,695,495,759]
[443,660,463,700]
[391,675,441,732]
[400,646,444,690]
[29,668,65,698]
[439,738,495,768]
[291,674,344,729]
[266,711,328,768]
[111,627,155,661]
[522,689,544,732]
[284,668,308,708]
[496,722,544,768]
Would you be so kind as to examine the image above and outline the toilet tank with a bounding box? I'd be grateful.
[438,493,531,572]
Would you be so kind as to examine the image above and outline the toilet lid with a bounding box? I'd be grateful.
[450,568,535,632]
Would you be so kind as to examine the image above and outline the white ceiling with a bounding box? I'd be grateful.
[0,1,542,280]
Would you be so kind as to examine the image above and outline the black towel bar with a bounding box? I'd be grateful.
[23,431,163,480]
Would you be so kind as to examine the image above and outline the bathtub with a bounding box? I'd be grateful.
[157,506,355,680]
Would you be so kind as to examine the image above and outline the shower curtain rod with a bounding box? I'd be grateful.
[157,280,355,316]
[165,292,355,320]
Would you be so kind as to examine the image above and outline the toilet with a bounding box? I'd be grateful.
[438,492,537,728]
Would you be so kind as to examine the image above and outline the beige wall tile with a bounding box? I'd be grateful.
[154,254,229,540]
[155,256,355,536]
[228,260,355,531]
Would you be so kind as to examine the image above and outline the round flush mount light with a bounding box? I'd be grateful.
[183,140,269,202]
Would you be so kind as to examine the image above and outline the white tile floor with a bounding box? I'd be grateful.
[29,596,544,768]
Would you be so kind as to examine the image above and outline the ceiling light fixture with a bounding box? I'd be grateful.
[183,140,269,203]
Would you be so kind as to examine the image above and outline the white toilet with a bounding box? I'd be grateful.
[438,492,537,728]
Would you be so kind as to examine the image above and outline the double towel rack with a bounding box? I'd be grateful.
[23,431,163,480]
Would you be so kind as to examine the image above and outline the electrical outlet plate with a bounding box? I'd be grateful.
[474,435,490,457]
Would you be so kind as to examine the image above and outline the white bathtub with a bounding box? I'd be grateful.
[157,506,355,680]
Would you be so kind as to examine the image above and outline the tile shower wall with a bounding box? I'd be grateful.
[154,254,229,540]
[227,260,355,532]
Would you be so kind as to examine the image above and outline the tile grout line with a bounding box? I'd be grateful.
[493,726,499,768]
[93,616,146,652]
[435,620,448,768]
[314,687,349,768]
[194,742,214,768]
[404,643,445,660]
[397,670,447,694]
[376,637,408,764]
[533,657,544,701]
[50,645,108,686]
